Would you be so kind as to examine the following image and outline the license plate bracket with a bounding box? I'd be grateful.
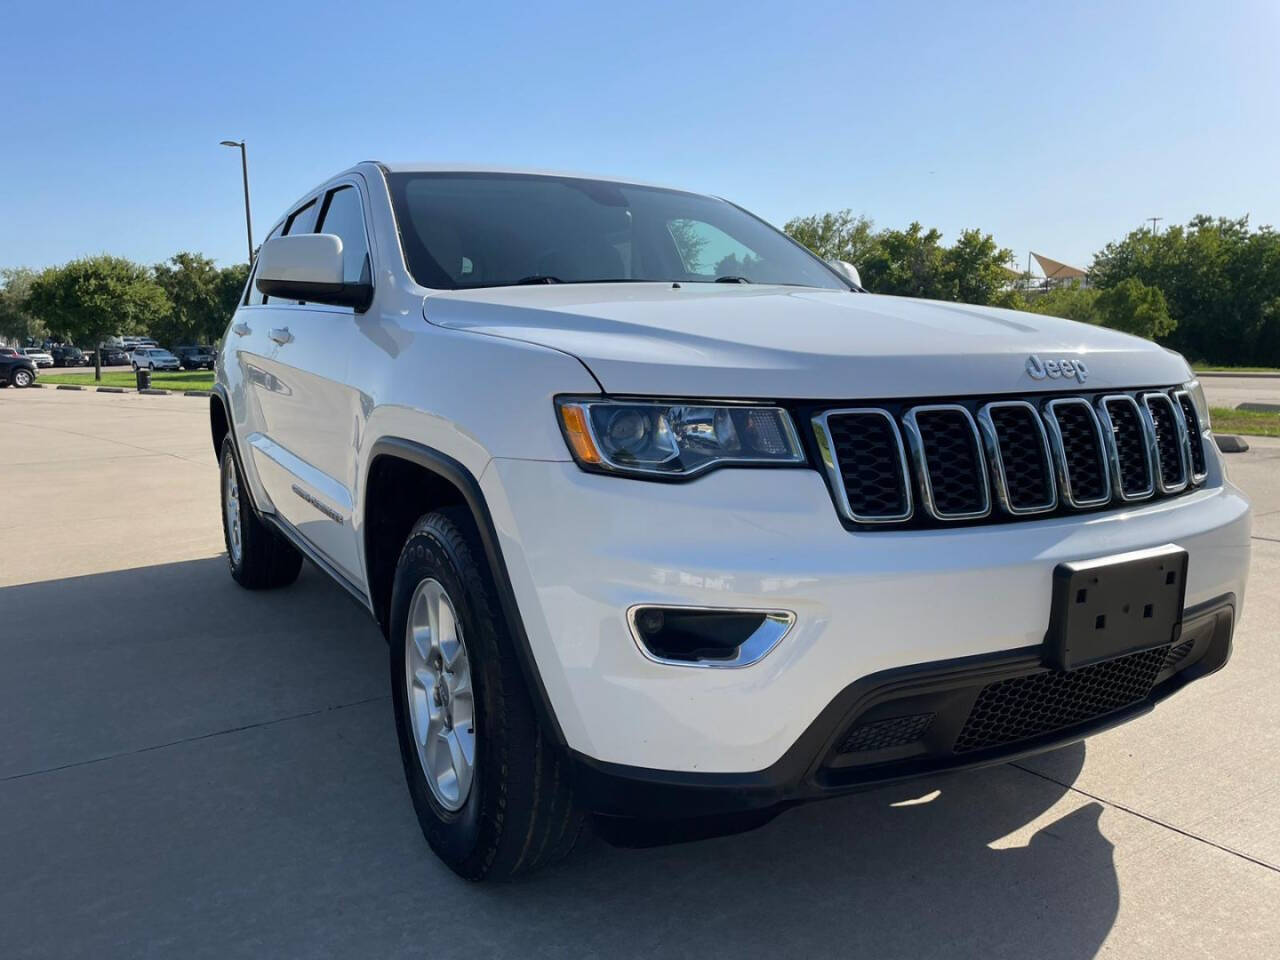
[1046,545,1188,671]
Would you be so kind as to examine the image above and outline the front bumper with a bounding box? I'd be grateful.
[482,458,1251,781]
[572,594,1234,818]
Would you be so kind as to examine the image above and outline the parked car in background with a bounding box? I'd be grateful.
[131,348,181,372]
[174,345,216,370]
[20,348,54,368]
[51,346,89,367]
[0,349,38,387]
[96,347,130,366]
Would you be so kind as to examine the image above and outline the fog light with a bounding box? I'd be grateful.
[628,606,795,668]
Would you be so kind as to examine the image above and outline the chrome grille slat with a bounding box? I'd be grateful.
[812,409,913,523]
[977,401,1056,514]
[1173,390,1208,483]
[1044,398,1111,507]
[901,405,991,520]
[1097,395,1156,501]
[1141,393,1190,493]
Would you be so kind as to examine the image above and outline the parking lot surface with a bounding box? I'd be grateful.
[1199,372,1280,410]
[2,389,1278,959]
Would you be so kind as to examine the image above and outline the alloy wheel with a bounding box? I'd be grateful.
[223,453,243,565]
[405,578,476,811]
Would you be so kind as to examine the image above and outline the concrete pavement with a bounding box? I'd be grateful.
[1199,374,1280,411]
[2,389,1278,959]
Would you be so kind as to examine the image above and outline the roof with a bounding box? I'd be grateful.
[373,162,692,193]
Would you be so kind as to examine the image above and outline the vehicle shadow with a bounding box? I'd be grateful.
[0,558,1118,960]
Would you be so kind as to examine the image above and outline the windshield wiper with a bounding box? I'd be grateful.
[516,275,562,285]
[714,275,752,284]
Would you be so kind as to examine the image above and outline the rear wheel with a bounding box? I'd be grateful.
[390,508,583,880]
[219,436,303,589]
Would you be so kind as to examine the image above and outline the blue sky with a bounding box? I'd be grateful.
[4,0,1276,273]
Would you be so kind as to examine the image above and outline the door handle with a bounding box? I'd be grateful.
[232,322,251,337]
[269,327,294,345]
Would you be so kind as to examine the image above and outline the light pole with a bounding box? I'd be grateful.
[220,139,254,262]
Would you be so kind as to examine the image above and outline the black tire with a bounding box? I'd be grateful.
[390,508,583,881]
[12,369,33,388]
[219,435,303,590]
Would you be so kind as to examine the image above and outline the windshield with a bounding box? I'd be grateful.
[385,172,847,291]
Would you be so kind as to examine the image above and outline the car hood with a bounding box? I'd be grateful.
[423,283,1191,398]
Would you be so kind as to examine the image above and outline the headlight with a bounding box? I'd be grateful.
[1183,379,1210,431]
[556,398,806,478]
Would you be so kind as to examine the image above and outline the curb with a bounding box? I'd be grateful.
[97,387,126,394]
[1196,370,1280,380]
[184,390,213,397]
[1237,402,1280,413]
[1214,434,1250,453]
[55,384,83,390]
[138,388,169,396]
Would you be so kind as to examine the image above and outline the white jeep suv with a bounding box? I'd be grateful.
[212,163,1251,880]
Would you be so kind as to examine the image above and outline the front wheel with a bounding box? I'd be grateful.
[390,508,583,880]
[12,369,32,388]
[219,436,302,589]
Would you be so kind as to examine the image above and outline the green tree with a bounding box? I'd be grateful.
[26,256,170,379]
[0,267,46,345]
[783,209,876,266]
[217,262,251,336]
[858,221,949,298]
[1090,215,1280,364]
[1095,277,1175,340]
[152,252,228,346]
[943,228,1018,307]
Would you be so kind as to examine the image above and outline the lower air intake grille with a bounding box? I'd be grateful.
[838,713,936,754]
[953,645,1169,753]
[1164,637,1196,669]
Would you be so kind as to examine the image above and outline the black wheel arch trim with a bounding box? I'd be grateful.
[365,437,568,747]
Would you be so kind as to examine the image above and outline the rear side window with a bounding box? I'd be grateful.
[283,200,318,236]
[316,186,372,287]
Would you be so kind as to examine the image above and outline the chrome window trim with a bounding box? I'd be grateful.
[976,400,1056,515]
[626,604,797,669]
[812,408,913,523]
[1042,398,1113,508]
[1172,389,1209,485]
[1096,394,1156,502]
[1140,392,1190,494]
[901,404,991,520]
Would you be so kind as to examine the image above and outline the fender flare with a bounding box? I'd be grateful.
[365,437,567,748]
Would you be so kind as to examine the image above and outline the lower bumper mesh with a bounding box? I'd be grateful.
[952,644,1169,753]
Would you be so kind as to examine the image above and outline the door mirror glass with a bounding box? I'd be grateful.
[255,234,373,310]
[828,259,862,288]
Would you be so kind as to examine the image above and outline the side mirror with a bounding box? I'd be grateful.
[255,234,373,311]
[828,259,862,289]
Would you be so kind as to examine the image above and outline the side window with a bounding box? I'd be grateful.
[245,223,284,306]
[283,200,318,236]
[316,186,372,287]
